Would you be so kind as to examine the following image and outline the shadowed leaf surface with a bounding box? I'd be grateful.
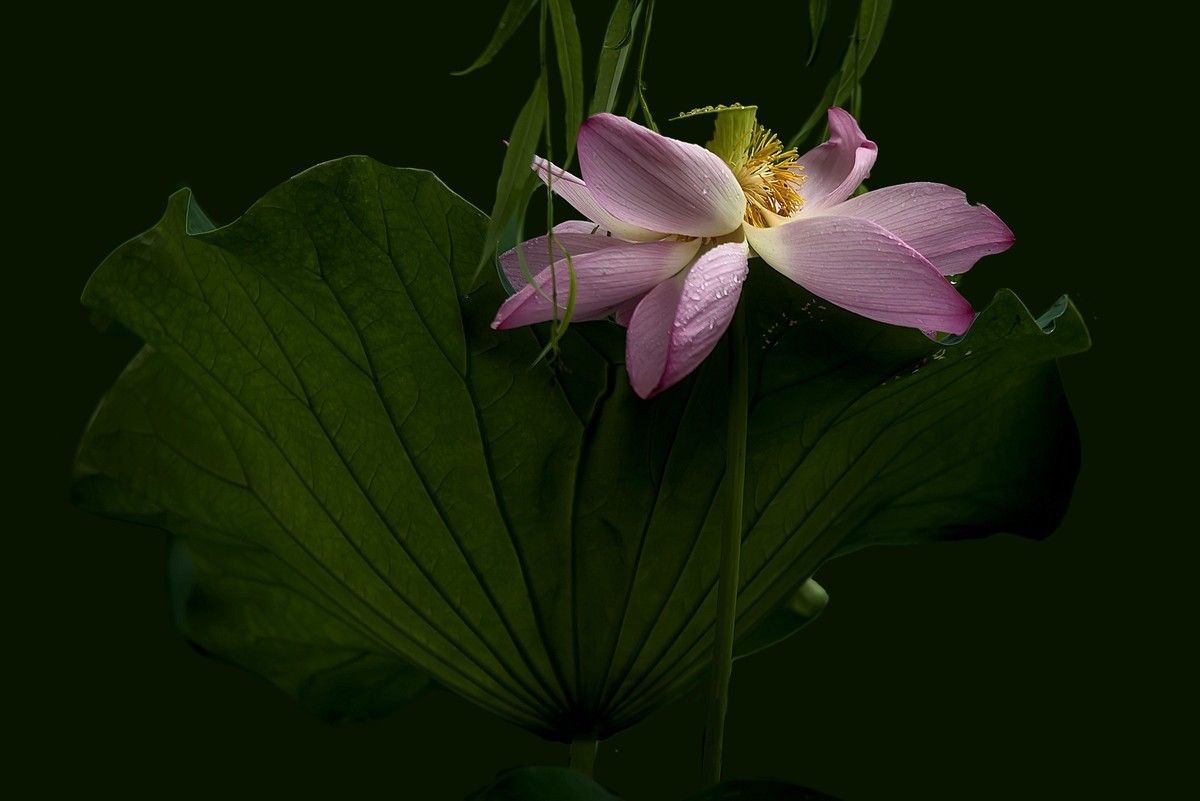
[468,766,623,800]
[688,778,842,800]
[75,157,1087,739]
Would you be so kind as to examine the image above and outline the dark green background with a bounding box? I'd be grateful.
[13,2,1185,798]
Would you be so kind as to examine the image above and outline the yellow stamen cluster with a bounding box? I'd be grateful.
[735,126,806,227]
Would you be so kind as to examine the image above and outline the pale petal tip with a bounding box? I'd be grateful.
[949,307,976,336]
[826,107,855,126]
[982,203,1017,249]
[490,306,514,330]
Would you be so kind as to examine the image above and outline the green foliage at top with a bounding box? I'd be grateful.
[789,0,893,148]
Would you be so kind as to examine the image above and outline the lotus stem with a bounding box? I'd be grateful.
[703,302,748,785]
[568,736,598,779]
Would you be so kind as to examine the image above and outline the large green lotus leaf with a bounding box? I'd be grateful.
[687,778,841,800]
[468,766,622,801]
[74,157,1087,741]
[466,769,840,800]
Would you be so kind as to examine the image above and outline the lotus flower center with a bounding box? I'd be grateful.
[735,126,806,227]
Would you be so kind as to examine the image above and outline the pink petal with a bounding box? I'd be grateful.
[533,156,665,242]
[625,242,749,398]
[794,108,877,213]
[500,221,616,292]
[745,215,974,335]
[817,182,1014,275]
[577,113,746,238]
[492,239,701,329]
[613,295,644,327]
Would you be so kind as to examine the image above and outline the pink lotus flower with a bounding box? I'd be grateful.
[491,108,1013,398]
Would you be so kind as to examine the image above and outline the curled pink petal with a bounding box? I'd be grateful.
[492,239,701,329]
[793,108,877,213]
[578,113,746,238]
[625,242,749,398]
[745,215,974,335]
[533,157,665,242]
[500,222,616,292]
[817,182,1014,275]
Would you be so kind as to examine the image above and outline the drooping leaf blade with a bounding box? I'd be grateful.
[453,0,540,76]
[788,0,892,149]
[478,75,547,278]
[548,0,585,162]
[589,0,642,116]
[76,158,1087,742]
[807,0,829,65]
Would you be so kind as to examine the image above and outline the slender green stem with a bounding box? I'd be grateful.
[702,303,748,786]
[568,737,598,779]
[625,0,658,130]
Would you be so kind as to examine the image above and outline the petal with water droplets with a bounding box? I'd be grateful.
[745,215,974,335]
[625,242,749,398]
[812,182,1014,275]
[492,239,701,329]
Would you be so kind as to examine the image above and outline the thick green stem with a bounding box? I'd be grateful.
[702,303,748,786]
[568,737,598,779]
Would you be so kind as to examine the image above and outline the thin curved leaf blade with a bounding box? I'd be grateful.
[478,76,547,277]
[549,0,585,162]
[807,0,829,65]
[76,158,1087,742]
[589,0,642,116]
[453,0,540,76]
